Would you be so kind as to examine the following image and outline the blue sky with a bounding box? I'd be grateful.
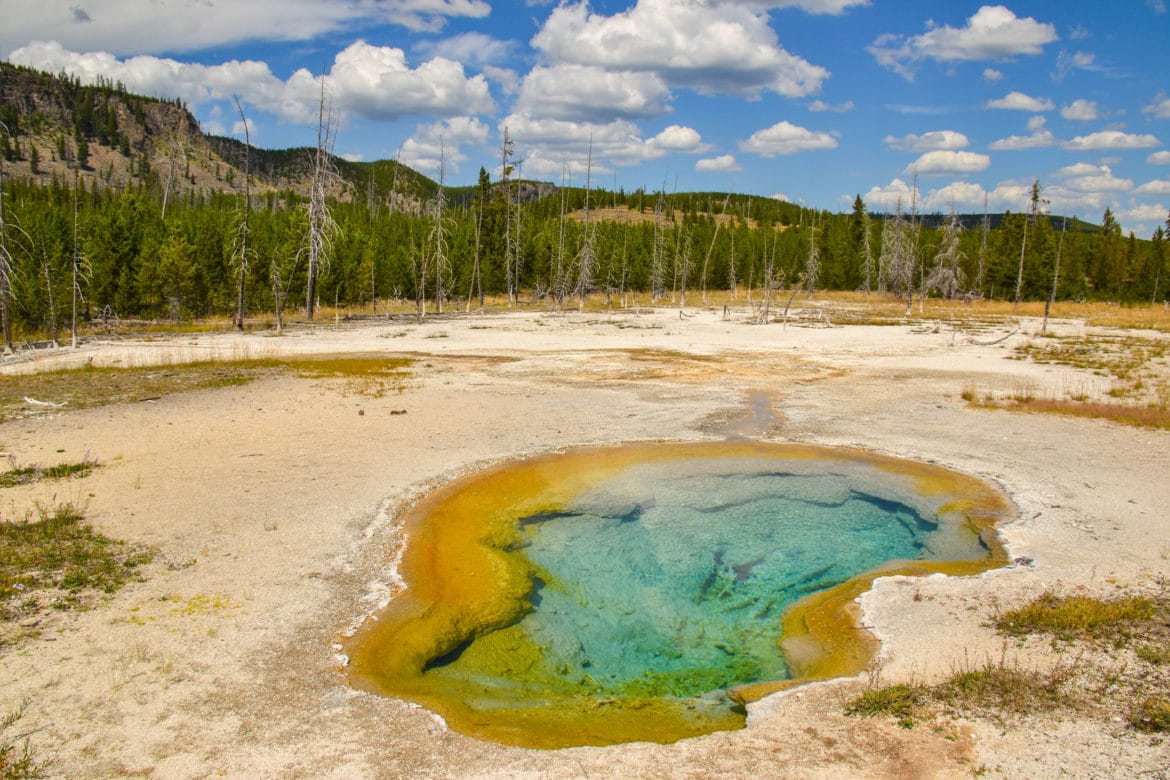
[3,1,1169,235]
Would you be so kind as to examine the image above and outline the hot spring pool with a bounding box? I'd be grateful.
[345,441,1013,748]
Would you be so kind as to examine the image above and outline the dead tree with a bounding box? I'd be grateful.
[160,131,189,222]
[861,207,874,295]
[0,120,13,353]
[430,140,451,314]
[499,128,516,306]
[467,189,485,313]
[880,199,914,309]
[729,201,743,301]
[71,173,84,348]
[804,214,820,293]
[926,208,965,300]
[756,231,778,324]
[1042,217,1067,334]
[38,234,59,346]
[699,193,730,305]
[232,96,252,330]
[1015,180,1043,309]
[271,247,301,336]
[305,79,339,320]
[576,136,594,312]
[677,227,693,310]
[554,161,569,310]
[977,193,990,294]
[651,188,667,302]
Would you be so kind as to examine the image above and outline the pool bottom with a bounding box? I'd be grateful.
[345,441,1013,749]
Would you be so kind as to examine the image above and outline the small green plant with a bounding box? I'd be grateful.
[1130,696,1170,733]
[843,683,924,728]
[0,458,97,489]
[0,503,153,624]
[0,703,49,778]
[1136,643,1170,665]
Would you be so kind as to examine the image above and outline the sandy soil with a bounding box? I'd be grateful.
[2,305,1168,778]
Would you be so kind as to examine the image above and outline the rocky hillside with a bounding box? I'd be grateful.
[0,62,437,208]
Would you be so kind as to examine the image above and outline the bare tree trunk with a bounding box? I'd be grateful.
[467,202,483,313]
[160,133,186,223]
[432,140,448,314]
[977,194,990,294]
[861,209,873,295]
[805,213,820,294]
[728,221,737,302]
[651,187,667,302]
[1042,217,1067,334]
[233,96,251,331]
[1014,216,1029,310]
[700,193,730,305]
[577,136,594,312]
[555,162,568,310]
[500,128,515,306]
[305,78,338,321]
[40,238,59,346]
[0,120,13,353]
[1016,180,1042,310]
[71,174,80,349]
[677,229,692,310]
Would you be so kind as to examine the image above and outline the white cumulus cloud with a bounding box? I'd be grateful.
[515,65,672,122]
[740,0,870,13]
[398,116,490,176]
[530,0,829,99]
[1062,131,1161,151]
[498,112,695,173]
[1061,99,1099,121]
[1054,163,1133,193]
[904,150,991,176]
[0,0,488,56]
[884,130,969,152]
[1144,94,1170,119]
[870,5,1058,80]
[1134,180,1170,195]
[695,155,741,172]
[808,99,854,113]
[739,121,838,157]
[989,117,1055,150]
[649,125,708,153]
[986,91,1054,112]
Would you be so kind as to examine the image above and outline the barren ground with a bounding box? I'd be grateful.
[2,305,1168,778]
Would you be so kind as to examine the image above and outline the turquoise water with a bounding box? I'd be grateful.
[428,456,944,701]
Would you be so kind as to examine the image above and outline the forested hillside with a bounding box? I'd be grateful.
[1,62,1167,350]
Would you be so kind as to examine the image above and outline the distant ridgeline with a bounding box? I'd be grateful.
[0,61,1166,342]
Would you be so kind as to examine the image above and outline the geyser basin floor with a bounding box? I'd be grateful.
[345,441,1014,749]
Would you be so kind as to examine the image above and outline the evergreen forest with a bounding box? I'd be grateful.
[1,62,1167,350]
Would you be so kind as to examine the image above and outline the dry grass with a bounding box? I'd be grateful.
[846,590,1170,733]
[0,356,413,421]
[993,398,1170,430]
[995,592,1156,642]
[845,654,1078,730]
[964,331,1170,429]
